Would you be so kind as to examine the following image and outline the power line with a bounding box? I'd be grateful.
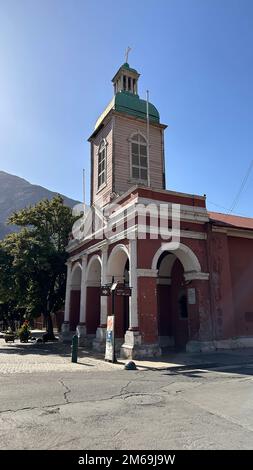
[228,160,253,213]
[207,199,250,218]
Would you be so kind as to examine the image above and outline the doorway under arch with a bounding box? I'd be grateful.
[69,263,82,332]
[154,244,201,351]
[86,255,102,335]
[107,244,130,341]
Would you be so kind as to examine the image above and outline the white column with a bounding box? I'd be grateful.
[129,239,138,329]
[64,262,72,323]
[79,254,87,325]
[100,246,108,326]
[93,246,108,351]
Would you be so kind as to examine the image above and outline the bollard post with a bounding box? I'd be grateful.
[71,334,78,363]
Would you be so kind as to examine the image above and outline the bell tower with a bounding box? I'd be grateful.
[88,61,167,208]
[112,62,140,95]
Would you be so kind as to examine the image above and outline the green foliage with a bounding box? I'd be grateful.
[0,195,76,335]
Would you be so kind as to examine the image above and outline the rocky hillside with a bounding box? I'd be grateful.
[0,171,79,239]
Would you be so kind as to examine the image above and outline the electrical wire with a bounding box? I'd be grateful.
[228,160,253,213]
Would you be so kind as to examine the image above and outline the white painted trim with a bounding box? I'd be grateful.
[71,261,82,271]
[108,243,129,262]
[86,254,102,278]
[212,226,253,239]
[136,268,158,277]
[97,138,108,192]
[79,255,88,324]
[70,262,82,289]
[86,281,101,287]
[151,243,202,273]
[129,239,138,329]
[184,272,209,281]
[67,204,207,255]
[67,222,207,259]
[107,243,130,279]
[100,247,108,325]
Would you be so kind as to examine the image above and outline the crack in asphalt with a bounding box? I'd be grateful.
[119,381,132,396]
[0,373,252,417]
[59,380,71,404]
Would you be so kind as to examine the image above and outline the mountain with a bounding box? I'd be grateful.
[0,171,79,239]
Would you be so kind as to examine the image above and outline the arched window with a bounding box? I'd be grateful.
[130,133,148,181]
[98,139,107,189]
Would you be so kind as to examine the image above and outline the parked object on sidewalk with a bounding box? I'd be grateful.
[71,334,78,363]
[124,361,137,370]
[4,328,15,343]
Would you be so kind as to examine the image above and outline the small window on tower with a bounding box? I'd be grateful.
[128,77,132,92]
[97,139,107,190]
[130,133,148,182]
[123,75,126,91]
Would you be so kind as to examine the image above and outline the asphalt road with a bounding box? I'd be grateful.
[1,358,253,450]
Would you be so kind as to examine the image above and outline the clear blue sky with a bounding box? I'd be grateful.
[1,0,253,216]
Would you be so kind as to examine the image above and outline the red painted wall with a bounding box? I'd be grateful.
[157,284,172,336]
[209,232,235,339]
[69,290,80,331]
[228,237,253,336]
[138,277,159,344]
[170,260,189,349]
[86,287,101,334]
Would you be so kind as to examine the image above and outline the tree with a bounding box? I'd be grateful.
[0,245,16,329]
[1,195,76,339]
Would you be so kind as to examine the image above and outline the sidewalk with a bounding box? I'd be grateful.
[116,348,253,370]
[1,331,253,374]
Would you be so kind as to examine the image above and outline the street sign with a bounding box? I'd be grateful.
[105,315,115,362]
[101,283,132,297]
[115,287,132,297]
[100,286,111,296]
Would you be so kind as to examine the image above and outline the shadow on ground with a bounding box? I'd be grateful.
[1,334,253,378]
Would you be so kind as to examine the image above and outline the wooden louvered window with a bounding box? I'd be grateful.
[98,139,107,189]
[131,133,148,181]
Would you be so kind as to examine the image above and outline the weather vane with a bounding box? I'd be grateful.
[125,46,132,63]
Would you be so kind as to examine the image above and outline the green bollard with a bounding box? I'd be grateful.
[71,334,78,363]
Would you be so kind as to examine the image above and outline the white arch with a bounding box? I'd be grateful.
[128,130,147,142]
[107,244,130,281]
[152,243,202,275]
[86,255,102,287]
[70,262,82,289]
[158,253,176,278]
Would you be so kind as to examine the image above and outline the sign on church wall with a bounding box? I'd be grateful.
[187,288,196,305]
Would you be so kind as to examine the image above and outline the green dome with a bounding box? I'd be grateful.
[94,91,160,130]
[115,91,160,122]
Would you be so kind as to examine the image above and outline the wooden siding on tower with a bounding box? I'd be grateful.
[91,118,113,207]
[113,114,165,195]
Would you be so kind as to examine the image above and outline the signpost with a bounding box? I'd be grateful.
[101,279,132,363]
[105,315,115,362]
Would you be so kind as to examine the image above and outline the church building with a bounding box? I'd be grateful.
[62,61,253,358]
